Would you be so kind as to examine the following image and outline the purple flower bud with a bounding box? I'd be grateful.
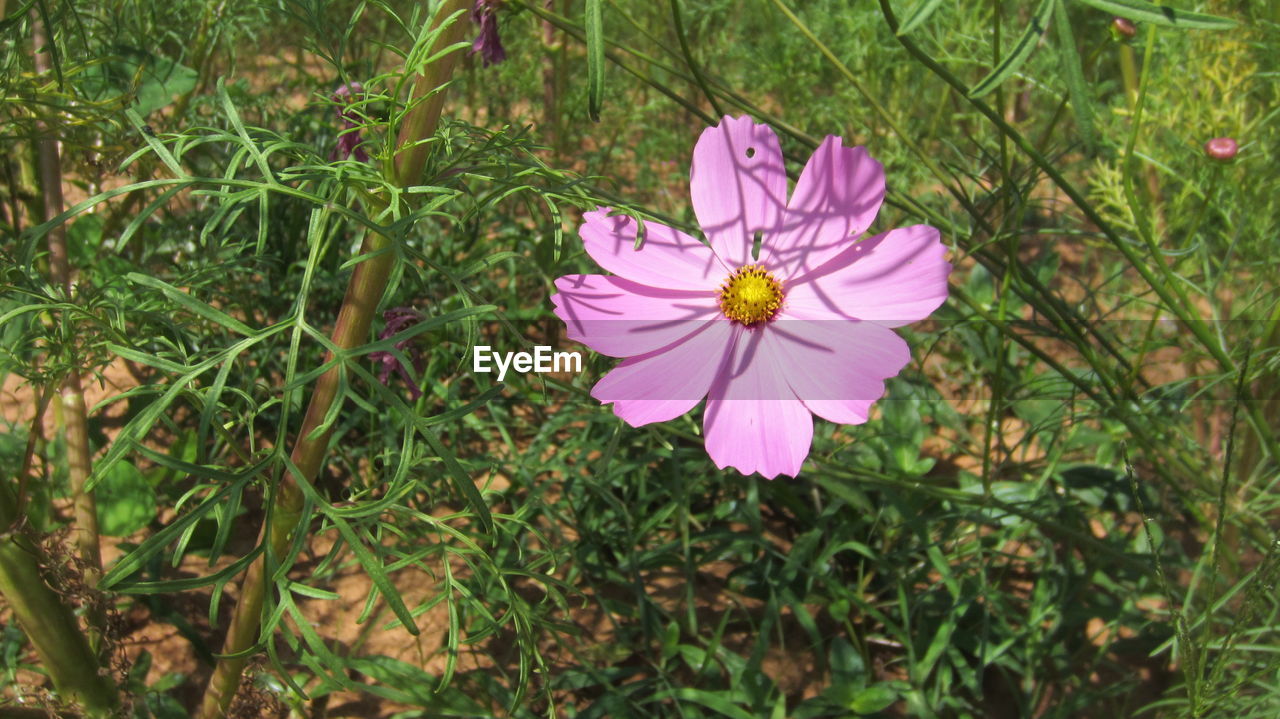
[370,307,427,399]
[471,0,506,67]
[1111,17,1137,39]
[1204,137,1238,161]
[331,81,370,162]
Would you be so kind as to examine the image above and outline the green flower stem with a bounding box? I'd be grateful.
[0,487,117,717]
[541,1,563,156]
[37,162,105,631]
[669,0,724,117]
[1119,40,1139,108]
[196,3,468,716]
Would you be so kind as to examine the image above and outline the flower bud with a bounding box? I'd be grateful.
[1111,17,1136,40]
[471,0,506,67]
[370,307,427,399]
[333,81,364,103]
[1203,137,1238,161]
[331,82,369,162]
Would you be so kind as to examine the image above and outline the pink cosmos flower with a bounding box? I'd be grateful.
[551,116,951,478]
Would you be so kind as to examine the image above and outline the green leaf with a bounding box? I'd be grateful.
[1075,0,1237,29]
[132,54,197,116]
[585,0,605,122]
[650,688,758,719]
[969,0,1054,98]
[829,637,867,685]
[78,49,197,116]
[419,427,494,534]
[897,0,945,35]
[145,693,189,719]
[126,273,255,336]
[0,1,38,34]
[95,460,158,537]
[1053,0,1096,149]
[330,516,420,635]
[67,214,104,266]
[347,655,440,705]
[850,684,899,714]
[101,465,260,589]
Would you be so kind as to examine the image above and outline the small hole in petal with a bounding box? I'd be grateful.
[752,231,763,261]
[746,147,756,158]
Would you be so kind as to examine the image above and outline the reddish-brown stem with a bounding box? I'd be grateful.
[392,0,471,187]
[196,3,470,715]
[31,6,106,645]
[542,0,561,156]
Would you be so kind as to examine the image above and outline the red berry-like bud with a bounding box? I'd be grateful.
[1112,17,1137,39]
[1204,137,1238,161]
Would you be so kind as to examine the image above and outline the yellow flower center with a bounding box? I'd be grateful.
[717,264,784,326]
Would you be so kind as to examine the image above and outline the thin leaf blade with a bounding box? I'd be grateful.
[897,0,945,36]
[126,272,256,336]
[585,0,605,121]
[1075,0,1236,29]
[419,427,494,534]
[1053,0,1096,149]
[969,0,1055,98]
[330,515,420,635]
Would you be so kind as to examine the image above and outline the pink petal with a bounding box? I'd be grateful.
[592,319,735,427]
[762,137,885,281]
[784,225,950,327]
[552,274,718,357]
[764,319,910,425]
[703,328,812,478]
[580,209,727,291]
[689,116,789,268]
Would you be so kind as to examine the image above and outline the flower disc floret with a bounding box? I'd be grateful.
[718,264,783,326]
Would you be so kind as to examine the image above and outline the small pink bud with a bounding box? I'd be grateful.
[1204,137,1238,161]
[330,83,369,162]
[333,81,364,102]
[1112,17,1137,39]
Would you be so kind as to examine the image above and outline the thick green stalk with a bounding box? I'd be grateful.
[195,3,469,716]
[0,488,117,716]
